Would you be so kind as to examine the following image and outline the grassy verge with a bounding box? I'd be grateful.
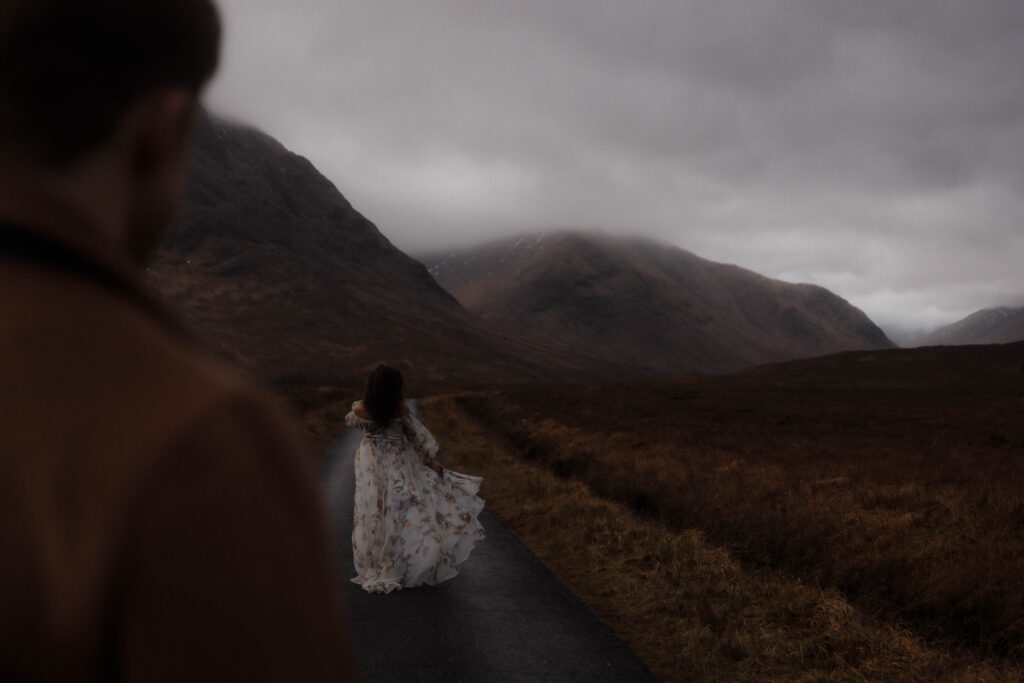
[279,385,356,460]
[424,393,1020,682]
[455,403,1021,660]
[422,346,1024,665]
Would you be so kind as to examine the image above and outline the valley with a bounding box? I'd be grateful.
[298,341,1024,681]
[149,115,620,390]
[162,116,1024,681]
[153,117,901,390]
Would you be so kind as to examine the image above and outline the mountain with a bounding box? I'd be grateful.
[148,116,606,388]
[150,117,893,386]
[910,306,1024,347]
[420,232,894,374]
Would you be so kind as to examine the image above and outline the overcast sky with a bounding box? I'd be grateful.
[207,0,1024,338]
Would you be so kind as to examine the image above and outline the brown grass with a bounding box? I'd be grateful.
[291,343,1024,680]
[427,344,1024,669]
[280,385,356,459]
[423,393,1020,682]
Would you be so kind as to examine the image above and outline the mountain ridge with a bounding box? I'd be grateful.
[149,116,616,389]
[910,305,1024,347]
[421,230,894,375]
[152,116,896,386]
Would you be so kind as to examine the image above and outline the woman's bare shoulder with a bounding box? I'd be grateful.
[352,401,372,420]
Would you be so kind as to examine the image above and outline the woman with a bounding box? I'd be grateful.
[346,365,486,593]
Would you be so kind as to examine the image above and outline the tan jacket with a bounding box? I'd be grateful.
[0,220,356,681]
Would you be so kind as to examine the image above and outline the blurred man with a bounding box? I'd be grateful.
[0,1,357,679]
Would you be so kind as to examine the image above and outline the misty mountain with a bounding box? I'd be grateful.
[421,232,895,375]
[150,115,893,386]
[910,306,1024,347]
[148,116,606,388]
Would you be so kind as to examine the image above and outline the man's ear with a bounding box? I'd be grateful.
[128,87,198,179]
[118,87,199,263]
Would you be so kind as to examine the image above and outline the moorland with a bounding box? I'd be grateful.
[162,116,1024,681]
[300,341,1024,681]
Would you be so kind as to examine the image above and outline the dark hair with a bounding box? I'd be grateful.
[0,0,221,167]
[362,365,404,424]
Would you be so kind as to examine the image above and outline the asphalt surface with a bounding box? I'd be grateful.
[320,404,658,682]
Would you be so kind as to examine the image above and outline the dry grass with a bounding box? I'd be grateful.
[280,385,356,459]
[423,394,1020,682]
[427,344,1024,670]
[290,344,1024,679]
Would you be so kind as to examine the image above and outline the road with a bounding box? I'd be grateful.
[319,404,657,682]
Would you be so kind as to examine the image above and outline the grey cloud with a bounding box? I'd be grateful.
[208,0,1024,335]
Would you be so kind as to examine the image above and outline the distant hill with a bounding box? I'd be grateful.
[149,116,608,388]
[910,306,1024,347]
[150,118,894,385]
[420,232,894,374]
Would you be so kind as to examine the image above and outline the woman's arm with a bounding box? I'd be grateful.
[401,411,441,472]
[344,401,369,428]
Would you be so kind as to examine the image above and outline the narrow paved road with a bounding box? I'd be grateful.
[320,405,657,682]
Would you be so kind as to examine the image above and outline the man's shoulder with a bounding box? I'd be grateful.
[1,270,295,469]
[98,298,270,426]
[113,306,306,482]
[115,308,295,458]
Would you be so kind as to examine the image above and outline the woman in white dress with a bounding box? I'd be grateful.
[346,365,486,593]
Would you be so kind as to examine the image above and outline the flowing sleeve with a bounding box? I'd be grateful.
[402,411,439,464]
[344,401,364,429]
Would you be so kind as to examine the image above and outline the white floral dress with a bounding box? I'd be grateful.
[346,401,486,593]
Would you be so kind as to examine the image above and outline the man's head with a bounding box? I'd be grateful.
[0,0,220,260]
[363,365,405,424]
[0,0,220,167]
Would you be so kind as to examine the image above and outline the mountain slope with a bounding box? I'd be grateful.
[911,306,1024,347]
[422,232,894,374]
[148,117,607,388]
